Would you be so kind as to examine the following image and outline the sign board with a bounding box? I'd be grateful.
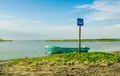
[77,18,84,26]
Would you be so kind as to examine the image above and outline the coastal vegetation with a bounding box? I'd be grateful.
[8,52,120,67]
[0,39,12,42]
[46,39,120,42]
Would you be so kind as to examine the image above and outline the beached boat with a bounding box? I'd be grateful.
[45,45,90,53]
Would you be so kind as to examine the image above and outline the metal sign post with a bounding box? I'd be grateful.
[77,18,84,52]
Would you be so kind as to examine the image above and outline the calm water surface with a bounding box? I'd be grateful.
[0,40,120,60]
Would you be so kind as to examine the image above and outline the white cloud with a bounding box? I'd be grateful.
[13,19,27,22]
[0,15,32,33]
[0,18,27,33]
[73,0,120,39]
[75,4,91,9]
[106,24,120,28]
[0,20,17,26]
[0,14,76,38]
[38,25,78,39]
[0,19,28,32]
[30,20,42,24]
[82,24,120,39]
[0,21,33,33]
[0,15,16,18]
[75,0,120,21]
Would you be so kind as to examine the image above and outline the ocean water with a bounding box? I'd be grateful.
[0,40,120,60]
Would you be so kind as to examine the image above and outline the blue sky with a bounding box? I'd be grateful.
[0,0,120,40]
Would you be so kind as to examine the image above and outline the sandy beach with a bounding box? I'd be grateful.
[0,60,120,76]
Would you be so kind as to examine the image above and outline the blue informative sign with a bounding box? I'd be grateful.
[77,18,84,26]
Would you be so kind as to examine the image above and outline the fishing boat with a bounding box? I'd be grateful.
[45,45,90,53]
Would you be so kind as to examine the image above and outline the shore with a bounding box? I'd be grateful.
[46,39,120,42]
[0,39,12,42]
[0,52,120,76]
[0,62,120,76]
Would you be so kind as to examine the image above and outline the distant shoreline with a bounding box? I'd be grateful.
[46,39,120,42]
[0,39,13,42]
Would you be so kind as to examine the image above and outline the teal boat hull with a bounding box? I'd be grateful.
[45,46,90,53]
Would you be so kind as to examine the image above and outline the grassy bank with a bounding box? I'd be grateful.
[1,52,120,76]
[46,39,120,42]
[8,52,120,67]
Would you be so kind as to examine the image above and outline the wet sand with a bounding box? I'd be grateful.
[0,61,120,76]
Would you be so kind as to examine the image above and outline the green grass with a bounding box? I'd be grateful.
[8,52,120,67]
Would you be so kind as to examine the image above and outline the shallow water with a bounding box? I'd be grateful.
[0,40,120,60]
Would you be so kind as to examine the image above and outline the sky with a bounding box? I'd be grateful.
[0,0,120,40]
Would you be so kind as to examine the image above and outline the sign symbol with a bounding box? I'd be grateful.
[77,18,84,26]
